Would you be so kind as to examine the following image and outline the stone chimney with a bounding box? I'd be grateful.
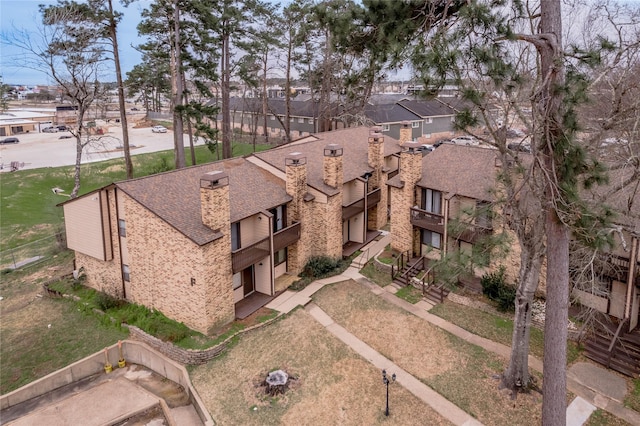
[400,141,423,187]
[285,152,307,222]
[399,121,412,146]
[200,171,230,232]
[368,130,384,189]
[323,144,343,189]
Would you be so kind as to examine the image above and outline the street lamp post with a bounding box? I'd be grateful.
[382,369,396,416]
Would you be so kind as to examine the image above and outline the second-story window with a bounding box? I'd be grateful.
[382,124,390,132]
[269,205,286,232]
[423,188,442,214]
[231,222,240,251]
[118,219,126,237]
[412,121,420,128]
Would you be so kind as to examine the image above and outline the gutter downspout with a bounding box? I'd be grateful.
[625,235,638,328]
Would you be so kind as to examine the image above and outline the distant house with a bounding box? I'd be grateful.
[0,110,56,136]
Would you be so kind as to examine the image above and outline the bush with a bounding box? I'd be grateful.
[302,256,340,278]
[95,292,124,311]
[481,267,516,312]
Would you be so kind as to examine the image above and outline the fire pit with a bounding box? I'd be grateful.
[264,370,289,396]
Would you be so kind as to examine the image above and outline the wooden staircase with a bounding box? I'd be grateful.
[583,319,640,378]
[390,253,449,305]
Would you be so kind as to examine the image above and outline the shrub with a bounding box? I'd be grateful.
[302,256,340,278]
[481,267,516,312]
[95,292,124,311]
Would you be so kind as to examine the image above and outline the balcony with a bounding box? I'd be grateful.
[366,187,381,207]
[232,237,270,273]
[343,198,365,220]
[410,207,444,234]
[454,225,493,244]
[273,222,301,252]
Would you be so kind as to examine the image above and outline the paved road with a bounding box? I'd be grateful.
[0,124,204,171]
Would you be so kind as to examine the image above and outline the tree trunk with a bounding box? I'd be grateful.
[182,72,196,166]
[107,0,133,179]
[539,1,568,424]
[502,249,542,393]
[221,30,232,159]
[262,51,269,144]
[171,0,186,169]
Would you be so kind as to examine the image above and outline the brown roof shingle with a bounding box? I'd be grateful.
[253,127,402,196]
[116,158,291,246]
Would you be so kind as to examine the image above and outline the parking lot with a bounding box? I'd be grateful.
[0,121,203,171]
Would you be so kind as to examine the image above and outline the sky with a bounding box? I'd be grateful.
[1,0,151,86]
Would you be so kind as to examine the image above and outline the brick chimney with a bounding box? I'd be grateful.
[323,144,343,189]
[368,130,384,188]
[285,152,307,222]
[399,121,412,146]
[200,171,230,232]
[400,141,423,186]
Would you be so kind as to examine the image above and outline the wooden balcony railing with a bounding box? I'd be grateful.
[343,198,365,220]
[232,237,270,273]
[367,187,381,207]
[410,207,445,234]
[455,224,493,243]
[273,222,301,252]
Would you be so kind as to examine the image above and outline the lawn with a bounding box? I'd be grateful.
[0,142,270,250]
[429,300,583,364]
[190,309,451,426]
[312,280,545,426]
[0,252,128,394]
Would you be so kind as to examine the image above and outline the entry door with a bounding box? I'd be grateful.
[609,280,626,319]
[630,288,639,331]
[242,266,254,297]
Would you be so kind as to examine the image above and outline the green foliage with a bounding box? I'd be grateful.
[302,256,341,277]
[150,156,172,175]
[95,292,125,311]
[480,267,515,312]
[395,285,422,304]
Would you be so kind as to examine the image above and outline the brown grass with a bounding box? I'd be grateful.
[312,280,545,425]
[190,309,451,425]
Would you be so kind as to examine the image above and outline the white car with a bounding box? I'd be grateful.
[151,125,168,133]
[450,136,479,146]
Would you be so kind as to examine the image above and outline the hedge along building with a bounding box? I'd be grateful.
[60,127,402,334]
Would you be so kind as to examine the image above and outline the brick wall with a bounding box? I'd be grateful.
[390,149,423,253]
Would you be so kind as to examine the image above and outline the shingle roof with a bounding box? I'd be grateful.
[253,126,403,196]
[115,158,291,246]
[397,99,456,118]
[363,103,422,124]
[416,144,500,201]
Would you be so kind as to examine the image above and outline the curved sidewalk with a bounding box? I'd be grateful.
[267,249,640,426]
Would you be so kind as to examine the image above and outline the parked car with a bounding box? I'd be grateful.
[131,107,139,111]
[417,144,434,156]
[433,139,450,148]
[507,142,531,153]
[56,125,68,131]
[0,137,19,144]
[151,125,168,133]
[43,127,58,133]
[450,136,479,146]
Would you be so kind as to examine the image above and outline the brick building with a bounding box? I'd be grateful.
[61,127,401,333]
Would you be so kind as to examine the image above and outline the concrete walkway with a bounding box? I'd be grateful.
[266,233,640,426]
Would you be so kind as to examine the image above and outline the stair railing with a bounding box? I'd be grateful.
[399,256,425,287]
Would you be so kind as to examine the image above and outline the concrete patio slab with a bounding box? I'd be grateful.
[566,396,596,426]
[568,362,628,403]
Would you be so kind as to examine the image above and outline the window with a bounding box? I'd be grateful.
[423,133,432,139]
[118,219,126,237]
[269,205,286,232]
[290,117,294,122]
[422,230,442,249]
[382,124,390,132]
[424,118,433,124]
[270,115,275,121]
[412,121,420,128]
[274,248,287,266]
[122,264,130,282]
[308,118,313,124]
[298,117,304,123]
[422,188,442,214]
[231,222,240,251]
